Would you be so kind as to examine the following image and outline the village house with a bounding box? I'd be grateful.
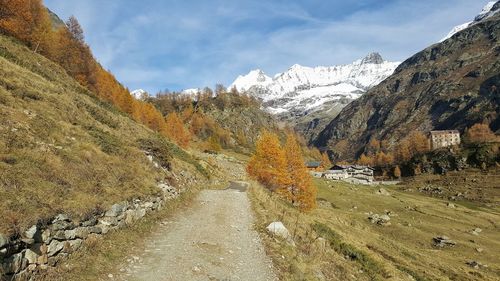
[305,161,322,171]
[430,130,461,150]
[323,165,374,184]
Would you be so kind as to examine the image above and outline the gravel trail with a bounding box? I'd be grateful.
[115,182,277,281]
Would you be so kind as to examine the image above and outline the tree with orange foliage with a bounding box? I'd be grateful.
[357,153,374,166]
[247,131,290,193]
[408,131,430,155]
[375,151,394,167]
[394,139,412,163]
[285,134,316,211]
[320,152,332,170]
[466,123,497,143]
[394,165,401,179]
[165,112,190,148]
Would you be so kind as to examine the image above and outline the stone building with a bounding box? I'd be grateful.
[430,130,461,149]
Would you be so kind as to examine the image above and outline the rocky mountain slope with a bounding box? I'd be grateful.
[229,53,399,141]
[314,3,500,160]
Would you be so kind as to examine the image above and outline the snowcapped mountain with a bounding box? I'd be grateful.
[229,52,399,116]
[440,1,499,42]
[228,52,399,140]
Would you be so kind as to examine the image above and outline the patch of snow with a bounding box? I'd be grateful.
[440,1,499,42]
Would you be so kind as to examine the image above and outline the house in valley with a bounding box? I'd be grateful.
[324,165,374,184]
[430,130,461,149]
[306,161,322,171]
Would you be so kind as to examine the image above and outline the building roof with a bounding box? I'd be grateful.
[329,164,374,170]
[306,161,321,168]
[430,130,460,135]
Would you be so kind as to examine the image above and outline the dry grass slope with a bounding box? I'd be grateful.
[0,34,204,235]
[249,178,500,280]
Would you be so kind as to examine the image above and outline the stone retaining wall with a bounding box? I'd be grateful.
[0,183,179,281]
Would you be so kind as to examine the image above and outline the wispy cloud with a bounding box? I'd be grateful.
[44,0,486,93]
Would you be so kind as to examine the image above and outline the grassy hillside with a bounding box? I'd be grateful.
[250,179,500,280]
[0,34,205,235]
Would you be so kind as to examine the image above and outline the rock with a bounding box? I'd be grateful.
[65,227,90,240]
[99,217,120,226]
[81,217,98,227]
[47,240,64,257]
[2,252,26,274]
[376,188,391,196]
[433,236,456,247]
[24,249,40,264]
[471,228,482,235]
[466,260,487,269]
[53,214,70,223]
[446,202,456,208]
[368,213,391,226]
[0,233,10,248]
[42,229,52,244]
[25,225,41,241]
[88,226,103,234]
[105,202,128,217]
[266,222,294,245]
[51,220,73,231]
[476,248,484,253]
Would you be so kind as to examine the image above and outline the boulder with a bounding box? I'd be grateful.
[368,213,391,226]
[105,202,128,217]
[47,240,64,257]
[471,228,482,235]
[99,217,119,226]
[266,222,294,245]
[24,249,40,264]
[51,220,73,231]
[81,217,98,227]
[25,225,41,242]
[64,227,89,240]
[2,252,26,274]
[0,233,9,248]
[433,236,456,247]
[52,214,70,223]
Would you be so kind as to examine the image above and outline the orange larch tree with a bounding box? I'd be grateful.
[247,130,289,193]
[285,134,316,211]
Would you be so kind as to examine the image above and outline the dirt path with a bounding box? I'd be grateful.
[114,182,277,281]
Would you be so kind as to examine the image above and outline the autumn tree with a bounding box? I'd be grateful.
[357,153,374,166]
[165,112,190,148]
[394,165,401,179]
[66,16,84,43]
[466,123,497,143]
[408,131,430,155]
[375,151,394,167]
[247,131,290,193]
[285,134,316,211]
[320,152,332,169]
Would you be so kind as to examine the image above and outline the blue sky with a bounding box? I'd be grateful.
[44,0,486,94]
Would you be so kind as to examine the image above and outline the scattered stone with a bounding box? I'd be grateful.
[0,233,9,248]
[433,236,456,247]
[24,249,40,264]
[81,217,98,227]
[53,214,70,223]
[368,213,391,226]
[25,225,40,241]
[266,222,294,245]
[105,202,128,217]
[47,240,64,257]
[108,273,114,278]
[192,265,201,272]
[476,248,484,253]
[376,188,391,196]
[466,260,487,269]
[471,228,482,236]
[446,202,456,208]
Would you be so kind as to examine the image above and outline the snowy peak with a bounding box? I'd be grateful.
[229,53,400,116]
[441,1,500,42]
[131,89,148,100]
[360,52,384,64]
[230,69,272,91]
